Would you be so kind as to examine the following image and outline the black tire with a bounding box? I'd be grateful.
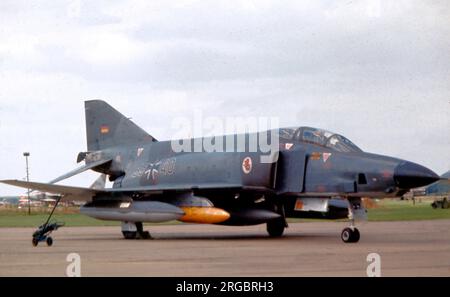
[32,238,39,247]
[341,228,352,243]
[432,202,438,209]
[351,228,360,243]
[139,231,152,240]
[122,231,137,239]
[341,227,360,243]
[267,219,285,237]
[135,222,144,233]
[46,237,53,246]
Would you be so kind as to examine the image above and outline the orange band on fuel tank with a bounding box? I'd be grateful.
[179,207,230,224]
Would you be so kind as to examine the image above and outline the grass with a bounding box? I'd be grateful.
[287,199,450,223]
[365,199,450,221]
[0,210,119,227]
[0,198,449,227]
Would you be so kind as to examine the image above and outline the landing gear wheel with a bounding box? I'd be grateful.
[267,219,285,237]
[32,238,39,247]
[341,228,352,242]
[46,237,53,246]
[139,231,152,239]
[122,231,137,239]
[341,227,360,243]
[352,228,360,242]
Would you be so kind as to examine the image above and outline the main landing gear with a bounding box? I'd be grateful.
[266,203,288,237]
[267,218,286,237]
[122,222,152,239]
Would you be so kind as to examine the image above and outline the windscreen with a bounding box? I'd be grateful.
[293,127,362,153]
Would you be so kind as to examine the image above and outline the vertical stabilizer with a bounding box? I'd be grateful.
[85,100,156,151]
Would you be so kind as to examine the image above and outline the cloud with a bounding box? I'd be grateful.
[0,0,449,196]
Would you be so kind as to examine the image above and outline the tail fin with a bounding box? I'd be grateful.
[85,100,156,151]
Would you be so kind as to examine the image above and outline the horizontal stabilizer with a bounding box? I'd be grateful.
[48,159,112,184]
[0,180,99,201]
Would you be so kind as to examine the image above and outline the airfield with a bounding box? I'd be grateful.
[1,220,449,276]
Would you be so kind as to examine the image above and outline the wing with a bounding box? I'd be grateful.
[105,183,274,194]
[0,180,100,201]
[0,180,271,202]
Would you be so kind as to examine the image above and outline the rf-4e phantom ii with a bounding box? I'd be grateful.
[1,100,440,244]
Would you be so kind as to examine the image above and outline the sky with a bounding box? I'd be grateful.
[0,0,449,196]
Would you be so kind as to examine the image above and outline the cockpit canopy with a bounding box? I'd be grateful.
[279,127,362,153]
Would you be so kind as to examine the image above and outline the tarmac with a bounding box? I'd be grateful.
[0,220,449,276]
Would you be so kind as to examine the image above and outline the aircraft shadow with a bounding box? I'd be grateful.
[67,232,335,242]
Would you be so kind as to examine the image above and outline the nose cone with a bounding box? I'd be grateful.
[394,161,439,189]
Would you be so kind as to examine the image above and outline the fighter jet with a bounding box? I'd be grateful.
[1,100,440,243]
[426,171,450,196]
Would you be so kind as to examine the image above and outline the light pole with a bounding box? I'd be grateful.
[23,152,30,215]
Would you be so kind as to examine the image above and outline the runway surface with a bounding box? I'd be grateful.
[0,220,449,276]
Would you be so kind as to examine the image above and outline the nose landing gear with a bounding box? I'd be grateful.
[341,226,360,243]
[341,197,366,243]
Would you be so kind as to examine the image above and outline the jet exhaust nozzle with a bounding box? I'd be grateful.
[394,161,439,189]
